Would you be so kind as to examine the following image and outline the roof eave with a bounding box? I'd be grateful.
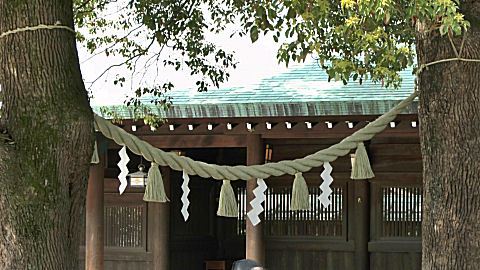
[92,100,418,120]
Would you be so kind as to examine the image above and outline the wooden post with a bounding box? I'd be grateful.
[246,134,265,265]
[86,156,104,270]
[149,166,170,270]
[353,179,369,270]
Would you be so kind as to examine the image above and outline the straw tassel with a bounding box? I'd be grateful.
[90,140,99,164]
[143,162,170,202]
[291,172,309,210]
[217,180,238,217]
[351,142,375,179]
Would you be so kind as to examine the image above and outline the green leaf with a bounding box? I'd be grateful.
[439,24,449,36]
[250,25,259,43]
[453,24,462,35]
[287,7,296,19]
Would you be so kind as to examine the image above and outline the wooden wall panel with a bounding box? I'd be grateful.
[270,144,353,173]
[271,144,340,162]
[103,260,151,270]
[78,250,153,270]
[266,249,355,270]
[170,237,217,270]
[371,155,422,173]
[370,252,421,270]
[369,144,421,156]
[222,238,245,259]
[369,139,422,173]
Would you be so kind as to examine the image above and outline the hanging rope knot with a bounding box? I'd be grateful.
[144,162,169,203]
[291,172,309,210]
[351,142,374,179]
[217,180,238,217]
[91,140,100,164]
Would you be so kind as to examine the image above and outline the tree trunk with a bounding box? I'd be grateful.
[0,0,93,269]
[416,2,480,269]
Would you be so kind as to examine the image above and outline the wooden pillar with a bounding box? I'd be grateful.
[353,179,369,270]
[246,134,265,265]
[86,156,104,270]
[149,166,170,270]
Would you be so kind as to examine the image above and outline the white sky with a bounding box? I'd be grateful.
[79,28,292,106]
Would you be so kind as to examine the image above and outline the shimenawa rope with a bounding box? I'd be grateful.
[93,91,418,181]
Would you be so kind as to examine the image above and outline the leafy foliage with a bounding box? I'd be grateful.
[74,0,470,107]
[73,0,239,116]
[230,0,470,88]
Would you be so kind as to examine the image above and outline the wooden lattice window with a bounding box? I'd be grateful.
[237,187,247,235]
[104,205,145,248]
[80,201,146,249]
[237,186,344,237]
[382,186,422,237]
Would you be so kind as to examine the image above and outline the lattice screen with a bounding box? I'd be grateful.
[104,205,145,248]
[382,186,422,237]
[237,186,344,237]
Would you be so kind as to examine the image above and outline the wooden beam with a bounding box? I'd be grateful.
[117,115,418,136]
[108,129,417,148]
[86,156,104,270]
[368,240,422,253]
[246,134,265,266]
[260,129,418,139]
[265,238,355,251]
[109,134,247,149]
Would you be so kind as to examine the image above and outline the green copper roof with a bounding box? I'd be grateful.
[93,62,417,119]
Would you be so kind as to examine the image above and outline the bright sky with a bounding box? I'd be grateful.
[79,28,292,106]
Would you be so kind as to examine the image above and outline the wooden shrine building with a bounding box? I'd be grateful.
[82,62,422,270]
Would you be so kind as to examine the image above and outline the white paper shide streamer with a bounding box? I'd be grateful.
[117,146,130,194]
[319,162,334,208]
[181,171,191,221]
[247,179,267,226]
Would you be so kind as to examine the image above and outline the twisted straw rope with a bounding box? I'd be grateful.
[0,22,75,40]
[94,92,418,181]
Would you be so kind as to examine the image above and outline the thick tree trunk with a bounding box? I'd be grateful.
[416,2,480,269]
[0,0,93,269]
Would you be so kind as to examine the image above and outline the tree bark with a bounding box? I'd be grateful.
[0,0,93,269]
[416,2,480,269]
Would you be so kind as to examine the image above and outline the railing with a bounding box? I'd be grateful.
[382,186,422,237]
[237,186,344,237]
